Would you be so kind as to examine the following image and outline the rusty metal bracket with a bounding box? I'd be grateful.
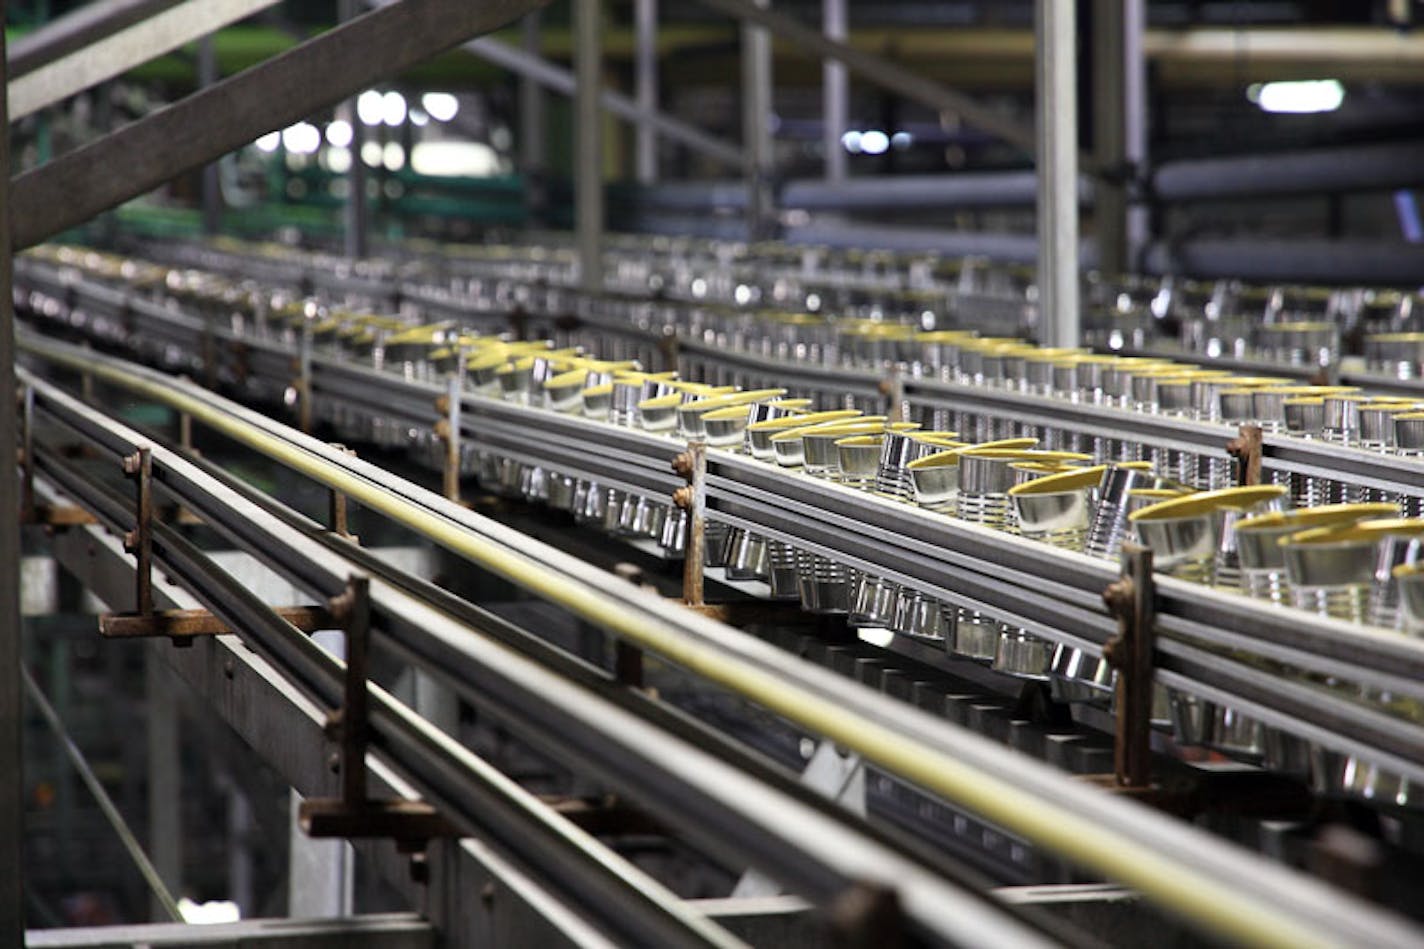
[435,368,463,504]
[1227,423,1263,487]
[671,441,707,608]
[1101,543,1155,790]
[327,443,358,540]
[656,328,680,375]
[827,880,903,949]
[878,367,906,423]
[99,605,335,641]
[298,574,459,851]
[30,503,98,527]
[121,447,154,618]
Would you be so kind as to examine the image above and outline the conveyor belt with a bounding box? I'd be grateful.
[17,328,1424,948]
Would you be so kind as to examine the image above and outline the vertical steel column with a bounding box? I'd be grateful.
[0,8,25,940]
[634,0,658,184]
[575,0,604,293]
[741,0,773,239]
[145,650,182,921]
[1034,0,1080,347]
[289,627,355,918]
[822,0,847,182]
[519,10,546,223]
[198,35,221,234]
[339,0,367,259]
[1093,0,1145,277]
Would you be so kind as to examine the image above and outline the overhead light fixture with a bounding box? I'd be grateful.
[356,89,384,126]
[382,91,407,127]
[1247,79,1345,114]
[840,130,862,154]
[421,92,459,123]
[254,131,280,153]
[860,129,890,155]
[325,119,353,148]
[280,122,321,155]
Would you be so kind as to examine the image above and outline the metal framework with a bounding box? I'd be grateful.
[15,249,1424,945]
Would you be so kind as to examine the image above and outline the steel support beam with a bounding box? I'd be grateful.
[197,35,221,236]
[821,0,847,183]
[338,0,368,259]
[6,0,281,121]
[7,0,180,78]
[9,0,546,250]
[1092,0,1146,277]
[740,0,773,239]
[518,10,547,222]
[25,913,434,949]
[697,0,1057,166]
[144,652,182,921]
[461,32,742,168]
[574,0,603,293]
[633,0,657,185]
[1034,0,1080,347]
[0,12,22,942]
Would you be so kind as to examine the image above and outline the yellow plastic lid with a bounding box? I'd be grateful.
[1008,465,1108,496]
[1237,503,1398,533]
[747,409,863,433]
[544,368,592,390]
[959,448,1093,463]
[1285,518,1424,546]
[1129,485,1287,522]
[679,388,789,414]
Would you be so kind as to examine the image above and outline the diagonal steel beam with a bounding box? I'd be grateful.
[696,0,1096,170]
[8,0,180,78]
[9,0,549,250]
[8,0,283,120]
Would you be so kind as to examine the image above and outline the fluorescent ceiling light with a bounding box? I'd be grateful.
[1248,79,1345,114]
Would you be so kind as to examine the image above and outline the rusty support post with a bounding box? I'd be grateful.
[615,642,644,688]
[122,447,153,616]
[441,372,462,503]
[1101,543,1155,789]
[672,441,707,607]
[1228,423,1263,487]
[657,328,680,376]
[327,443,355,538]
[879,368,906,422]
[330,574,372,807]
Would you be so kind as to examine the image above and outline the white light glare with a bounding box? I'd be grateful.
[326,119,353,148]
[383,141,406,171]
[254,131,281,153]
[178,898,240,925]
[382,91,407,126]
[860,130,890,155]
[840,130,862,154]
[281,122,321,155]
[1250,79,1345,114]
[356,89,384,126]
[422,92,459,122]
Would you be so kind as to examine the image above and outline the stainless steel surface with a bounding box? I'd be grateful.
[576,0,604,296]
[1035,0,1080,347]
